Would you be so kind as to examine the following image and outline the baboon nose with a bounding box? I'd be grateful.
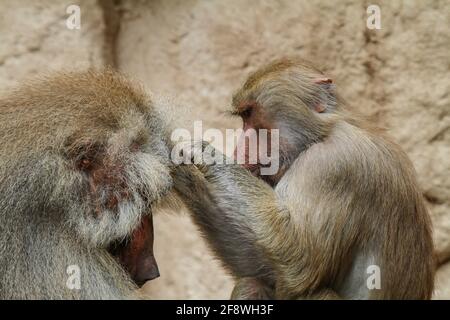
[146,262,160,281]
[134,257,160,287]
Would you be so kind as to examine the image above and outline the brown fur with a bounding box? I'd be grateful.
[174,58,435,299]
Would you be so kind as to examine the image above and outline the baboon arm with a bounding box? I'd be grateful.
[174,162,331,297]
[172,165,275,281]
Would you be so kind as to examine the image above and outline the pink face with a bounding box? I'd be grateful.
[233,101,281,185]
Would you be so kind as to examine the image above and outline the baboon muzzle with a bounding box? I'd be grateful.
[109,214,160,287]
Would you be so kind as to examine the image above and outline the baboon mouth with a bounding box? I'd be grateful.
[108,214,160,287]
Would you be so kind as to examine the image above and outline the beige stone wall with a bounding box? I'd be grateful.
[0,0,449,299]
[0,0,109,90]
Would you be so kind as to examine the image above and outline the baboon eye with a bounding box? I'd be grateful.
[130,142,140,152]
[77,157,93,171]
[241,107,253,119]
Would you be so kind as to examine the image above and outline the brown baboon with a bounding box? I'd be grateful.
[0,70,173,299]
[173,58,435,299]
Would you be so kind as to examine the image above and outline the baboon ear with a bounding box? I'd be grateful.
[314,77,333,85]
[314,103,326,113]
[313,77,335,113]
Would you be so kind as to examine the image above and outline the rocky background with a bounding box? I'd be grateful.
[0,0,449,299]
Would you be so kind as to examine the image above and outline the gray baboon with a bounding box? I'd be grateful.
[0,70,173,299]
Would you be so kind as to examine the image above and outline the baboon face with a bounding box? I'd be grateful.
[64,108,172,228]
[231,58,333,185]
[64,106,171,284]
[60,76,172,285]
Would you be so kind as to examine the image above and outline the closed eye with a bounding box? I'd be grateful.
[241,107,253,118]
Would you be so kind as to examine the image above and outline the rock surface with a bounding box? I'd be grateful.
[0,0,111,91]
[0,0,448,299]
[435,261,450,299]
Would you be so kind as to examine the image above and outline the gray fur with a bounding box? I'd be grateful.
[0,70,172,299]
